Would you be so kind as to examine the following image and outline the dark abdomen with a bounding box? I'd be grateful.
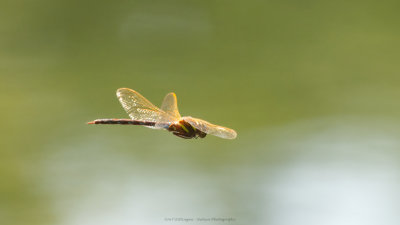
[88,119,156,126]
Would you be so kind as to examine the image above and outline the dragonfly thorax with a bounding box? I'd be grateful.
[167,120,207,139]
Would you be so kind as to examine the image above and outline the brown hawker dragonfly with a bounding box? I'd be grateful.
[88,88,237,139]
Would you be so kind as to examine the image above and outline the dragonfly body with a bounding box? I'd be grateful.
[88,88,237,139]
[89,118,207,139]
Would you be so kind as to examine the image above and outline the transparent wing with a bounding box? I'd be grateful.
[116,88,175,128]
[183,116,237,139]
[160,92,181,120]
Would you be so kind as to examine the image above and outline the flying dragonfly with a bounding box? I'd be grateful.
[88,88,237,139]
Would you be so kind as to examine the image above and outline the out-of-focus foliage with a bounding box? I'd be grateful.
[1,0,400,225]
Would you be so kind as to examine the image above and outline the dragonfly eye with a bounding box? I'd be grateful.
[198,132,207,138]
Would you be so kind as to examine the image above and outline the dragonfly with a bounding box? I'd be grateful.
[88,88,237,139]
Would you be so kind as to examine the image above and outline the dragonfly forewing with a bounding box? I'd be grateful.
[183,116,237,139]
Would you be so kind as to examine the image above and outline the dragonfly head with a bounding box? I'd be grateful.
[196,130,207,138]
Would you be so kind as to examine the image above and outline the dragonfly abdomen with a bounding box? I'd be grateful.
[88,119,156,126]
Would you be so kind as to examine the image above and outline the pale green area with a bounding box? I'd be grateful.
[1,0,400,225]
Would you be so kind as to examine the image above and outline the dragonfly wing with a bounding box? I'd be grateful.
[160,92,181,119]
[183,116,237,139]
[116,88,173,128]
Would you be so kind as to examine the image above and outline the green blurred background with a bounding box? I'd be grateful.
[1,0,400,224]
